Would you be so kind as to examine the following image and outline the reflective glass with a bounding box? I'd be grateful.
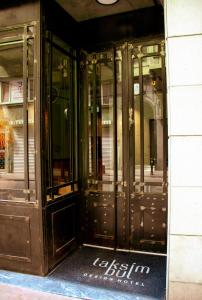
[116,50,122,182]
[28,39,35,201]
[88,64,93,177]
[100,62,114,182]
[0,28,23,44]
[73,60,78,182]
[45,38,78,201]
[133,58,141,192]
[0,42,25,201]
[142,56,163,193]
[87,52,114,192]
[142,45,159,54]
[52,35,72,54]
[51,46,72,189]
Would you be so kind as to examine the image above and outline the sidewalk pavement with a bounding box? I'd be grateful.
[0,283,82,300]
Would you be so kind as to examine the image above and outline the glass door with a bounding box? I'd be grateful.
[83,40,167,253]
[85,51,116,248]
[127,42,167,252]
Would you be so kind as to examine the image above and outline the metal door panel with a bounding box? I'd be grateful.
[85,192,115,245]
[130,193,167,251]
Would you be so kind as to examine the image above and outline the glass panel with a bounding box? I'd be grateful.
[101,62,113,183]
[88,64,93,178]
[51,46,73,194]
[52,35,72,54]
[45,38,78,202]
[0,42,25,201]
[10,80,23,103]
[87,52,114,192]
[142,56,163,193]
[142,45,159,55]
[28,39,35,201]
[73,59,78,182]
[44,41,51,192]
[2,82,9,102]
[95,63,102,181]
[116,49,122,182]
[133,58,141,192]
[53,185,72,200]
[0,28,23,44]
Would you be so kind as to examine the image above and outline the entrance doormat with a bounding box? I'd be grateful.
[0,247,166,300]
[51,246,166,299]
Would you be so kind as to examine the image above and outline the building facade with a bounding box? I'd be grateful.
[0,0,201,299]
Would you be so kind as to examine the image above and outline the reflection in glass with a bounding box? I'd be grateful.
[142,45,159,55]
[88,65,93,177]
[101,62,113,182]
[44,41,51,195]
[87,52,114,192]
[51,46,72,189]
[2,82,9,102]
[86,46,166,195]
[133,58,141,191]
[73,60,78,182]
[116,50,122,182]
[28,39,35,201]
[45,37,78,201]
[0,42,25,201]
[0,28,24,44]
[142,56,163,193]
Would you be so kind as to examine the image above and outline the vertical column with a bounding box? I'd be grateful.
[165,1,202,298]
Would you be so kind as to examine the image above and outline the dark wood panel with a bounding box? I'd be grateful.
[52,203,76,256]
[0,214,31,261]
[0,203,44,275]
[45,193,79,271]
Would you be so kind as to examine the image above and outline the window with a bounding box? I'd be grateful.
[0,26,36,202]
[0,79,33,104]
[44,34,78,202]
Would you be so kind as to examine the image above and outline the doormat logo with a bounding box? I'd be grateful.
[83,258,150,287]
[92,258,150,278]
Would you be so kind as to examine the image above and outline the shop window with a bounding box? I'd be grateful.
[45,34,78,202]
[0,26,36,202]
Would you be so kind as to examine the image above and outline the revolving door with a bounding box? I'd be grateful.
[82,40,167,253]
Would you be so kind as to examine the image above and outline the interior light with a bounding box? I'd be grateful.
[96,0,119,5]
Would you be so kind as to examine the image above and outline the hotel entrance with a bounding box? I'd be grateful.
[82,41,167,253]
[0,0,167,281]
[0,1,170,299]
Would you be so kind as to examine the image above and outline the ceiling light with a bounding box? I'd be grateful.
[96,0,119,5]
